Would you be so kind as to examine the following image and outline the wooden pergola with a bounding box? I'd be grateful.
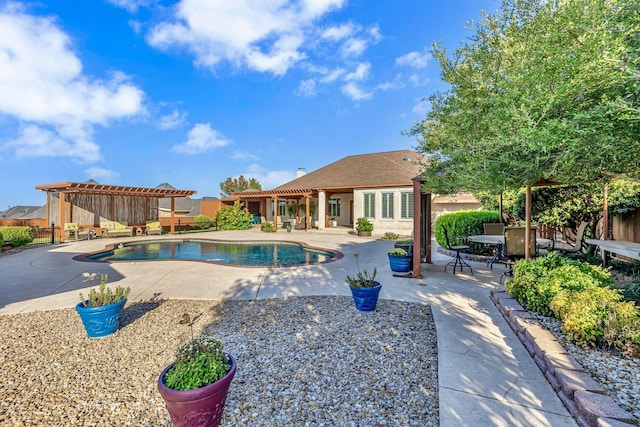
[234,188,315,231]
[35,182,197,242]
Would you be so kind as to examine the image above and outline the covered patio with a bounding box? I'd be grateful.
[35,181,196,242]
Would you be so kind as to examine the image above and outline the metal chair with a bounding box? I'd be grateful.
[442,226,473,275]
[501,227,537,284]
[553,221,588,255]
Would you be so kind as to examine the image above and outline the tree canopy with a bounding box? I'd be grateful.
[219,175,262,197]
[410,0,640,195]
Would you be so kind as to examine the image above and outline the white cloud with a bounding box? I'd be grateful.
[344,62,370,82]
[341,82,372,101]
[296,79,317,97]
[321,22,355,41]
[105,0,153,13]
[340,38,367,58]
[172,123,230,154]
[396,50,431,69]
[244,163,296,190]
[147,0,345,76]
[412,98,430,115]
[158,109,187,130]
[85,166,119,183]
[0,5,145,162]
[232,150,259,161]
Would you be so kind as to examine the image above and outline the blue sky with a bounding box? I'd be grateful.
[0,0,498,207]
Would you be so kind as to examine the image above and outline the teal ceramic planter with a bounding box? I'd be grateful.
[349,282,382,311]
[75,298,127,338]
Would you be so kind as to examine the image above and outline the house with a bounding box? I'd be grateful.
[234,149,480,235]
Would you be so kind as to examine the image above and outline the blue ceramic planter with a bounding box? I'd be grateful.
[388,254,411,272]
[349,282,382,312]
[75,298,127,338]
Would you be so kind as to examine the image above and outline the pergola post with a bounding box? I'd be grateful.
[59,192,66,243]
[170,197,175,235]
[525,186,532,259]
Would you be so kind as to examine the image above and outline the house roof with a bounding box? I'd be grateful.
[275,149,425,191]
[236,150,426,198]
[0,205,42,219]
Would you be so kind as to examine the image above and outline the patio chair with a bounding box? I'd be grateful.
[145,221,162,235]
[553,221,588,255]
[442,225,473,275]
[483,223,504,235]
[64,223,79,241]
[295,217,306,230]
[501,227,537,284]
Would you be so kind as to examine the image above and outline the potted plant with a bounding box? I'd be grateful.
[356,217,373,237]
[388,247,411,273]
[76,272,130,339]
[158,313,237,427]
[345,253,382,311]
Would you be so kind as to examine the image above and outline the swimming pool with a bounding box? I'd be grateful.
[81,239,339,267]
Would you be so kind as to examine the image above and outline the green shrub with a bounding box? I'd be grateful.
[193,214,213,230]
[0,231,3,243]
[0,226,33,246]
[506,252,612,316]
[261,222,275,233]
[550,286,623,347]
[434,210,500,247]
[383,232,400,240]
[355,217,373,232]
[215,203,252,230]
[603,301,640,357]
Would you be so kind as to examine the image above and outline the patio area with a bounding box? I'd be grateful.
[0,229,578,426]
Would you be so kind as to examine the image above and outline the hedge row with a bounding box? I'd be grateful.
[434,210,500,247]
[0,226,34,246]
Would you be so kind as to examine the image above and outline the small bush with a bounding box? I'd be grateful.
[550,286,623,347]
[0,226,33,246]
[193,214,213,230]
[215,203,252,230]
[355,217,373,232]
[261,222,275,233]
[603,302,640,357]
[383,232,400,240]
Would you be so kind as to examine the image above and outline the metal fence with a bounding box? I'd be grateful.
[28,224,61,245]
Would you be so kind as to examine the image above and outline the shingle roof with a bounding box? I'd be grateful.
[0,205,42,219]
[272,149,426,191]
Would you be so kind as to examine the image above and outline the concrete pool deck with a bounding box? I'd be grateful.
[0,228,577,426]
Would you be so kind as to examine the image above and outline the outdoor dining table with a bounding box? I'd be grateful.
[466,235,554,266]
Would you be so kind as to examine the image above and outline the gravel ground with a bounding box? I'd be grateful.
[532,313,640,423]
[0,297,438,427]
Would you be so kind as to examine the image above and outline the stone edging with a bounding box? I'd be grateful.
[490,287,638,427]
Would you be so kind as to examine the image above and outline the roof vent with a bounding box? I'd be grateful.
[403,155,411,161]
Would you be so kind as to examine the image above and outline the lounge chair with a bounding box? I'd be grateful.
[295,217,306,230]
[553,221,588,255]
[64,223,93,241]
[145,221,162,236]
[100,221,134,238]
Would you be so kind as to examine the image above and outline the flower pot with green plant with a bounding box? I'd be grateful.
[388,247,411,272]
[75,273,130,338]
[355,217,373,237]
[345,253,382,311]
[158,313,236,427]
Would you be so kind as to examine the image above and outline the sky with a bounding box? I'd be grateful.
[0,0,499,207]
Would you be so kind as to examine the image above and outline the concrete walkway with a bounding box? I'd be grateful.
[0,229,577,426]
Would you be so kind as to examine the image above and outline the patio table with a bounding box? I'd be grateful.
[467,235,553,267]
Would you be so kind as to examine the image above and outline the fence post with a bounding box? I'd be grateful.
[51,222,55,244]
[178,219,181,234]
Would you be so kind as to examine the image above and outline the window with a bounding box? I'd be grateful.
[401,192,414,219]
[363,193,375,218]
[277,200,287,216]
[381,192,394,219]
[329,198,341,217]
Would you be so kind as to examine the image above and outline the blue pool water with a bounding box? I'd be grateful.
[87,239,337,266]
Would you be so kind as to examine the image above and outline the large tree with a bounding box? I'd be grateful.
[410,0,640,195]
[219,175,262,197]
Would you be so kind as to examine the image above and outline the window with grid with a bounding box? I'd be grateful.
[381,192,394,219]
[401,192,414,219]
[363,193,375,218]
[329,198,341,217]
[278,200,287,216]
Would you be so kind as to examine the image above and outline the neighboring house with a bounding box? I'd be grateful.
[234,149,480,235]
[0,205,42,220]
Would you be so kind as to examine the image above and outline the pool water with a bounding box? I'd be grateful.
[87,239,337,266]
